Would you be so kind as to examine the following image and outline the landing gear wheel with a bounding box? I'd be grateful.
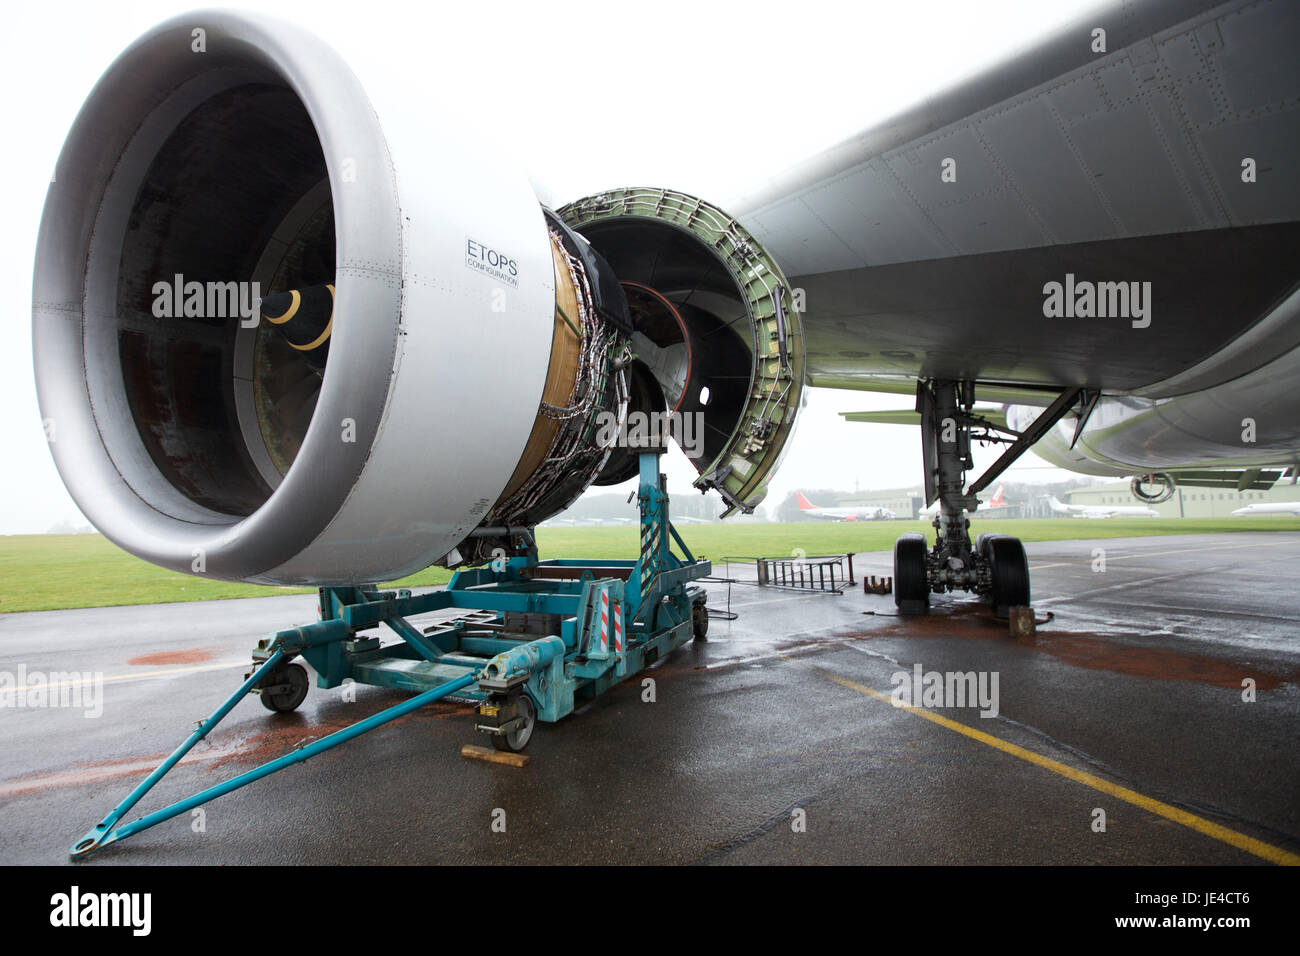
[692,599,709,642]
[894,533,930,611]
[259,662,309,713]
[492,694,535,753]
[975,532,1002,560]
[987,536,1030,617]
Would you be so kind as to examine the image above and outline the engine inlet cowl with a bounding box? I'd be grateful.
[33,10,558,585]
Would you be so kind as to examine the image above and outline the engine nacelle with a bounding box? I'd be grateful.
[33,11,804,585]
[1130,473,1176,504]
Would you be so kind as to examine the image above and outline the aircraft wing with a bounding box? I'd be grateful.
[731,0,1300,397]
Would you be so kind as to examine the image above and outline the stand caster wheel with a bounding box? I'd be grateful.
[491,693,536,753]
[692,598,709,642]
[259,662,309,713]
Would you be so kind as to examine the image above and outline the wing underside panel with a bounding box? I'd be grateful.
[733,0,1300,394]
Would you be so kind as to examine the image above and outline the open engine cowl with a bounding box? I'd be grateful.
[560,189,806,517]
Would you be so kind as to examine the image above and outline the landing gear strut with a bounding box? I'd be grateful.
[891,378,1079,617]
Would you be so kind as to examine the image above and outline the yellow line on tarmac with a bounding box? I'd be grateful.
[103,661,249,684]
[824,672,1300,866]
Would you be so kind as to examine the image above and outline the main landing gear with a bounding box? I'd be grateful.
[894,379,1087,617]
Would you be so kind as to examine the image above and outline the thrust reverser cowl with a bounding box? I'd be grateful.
[560,189,806,517]
[32,11,806,586]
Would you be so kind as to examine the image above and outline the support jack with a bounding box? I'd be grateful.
[71,450,709,858]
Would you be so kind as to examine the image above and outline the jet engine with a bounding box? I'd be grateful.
[32,11,804,585]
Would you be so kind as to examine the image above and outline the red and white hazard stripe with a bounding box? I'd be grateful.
[599,590,609,654]
[613,602,623,653]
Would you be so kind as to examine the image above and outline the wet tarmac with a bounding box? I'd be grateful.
[1,532,1296,865]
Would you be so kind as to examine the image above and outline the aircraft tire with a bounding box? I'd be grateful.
[988,536,1030,617]
[975,532,1003,559]
[894,533,930,610]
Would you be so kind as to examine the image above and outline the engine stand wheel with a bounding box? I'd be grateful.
[259,662,309,713]
[491,693,536,753]
[692,598,709,642]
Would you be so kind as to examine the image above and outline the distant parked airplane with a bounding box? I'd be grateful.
[796,491,895,521]
[1232,502,1300,516]
[1047,495,1158,519]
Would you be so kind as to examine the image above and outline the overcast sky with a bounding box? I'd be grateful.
[1,0,1104,533]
